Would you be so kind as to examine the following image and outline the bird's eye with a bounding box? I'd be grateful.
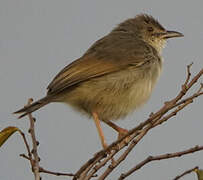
[147,27,154,32]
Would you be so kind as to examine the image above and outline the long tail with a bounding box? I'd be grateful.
[14,96,51,119]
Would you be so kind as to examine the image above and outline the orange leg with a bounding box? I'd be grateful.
[92,112,108,149]
[104,121,129,139]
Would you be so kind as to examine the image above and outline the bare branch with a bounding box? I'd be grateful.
[173,166,198,180]
[19,131,34,168]
[99,127,150,180]
[20,154,76,177]
[27,99,41,180]
[39,167,76,177]
[184,62,193,85]
[119,146,203,179]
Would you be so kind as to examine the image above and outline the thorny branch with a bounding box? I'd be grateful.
[73,65,203,180]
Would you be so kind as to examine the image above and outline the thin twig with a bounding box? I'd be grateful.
[84,151,117,180]
[20,153,32,160]
[39,167,76,177]
[19,131,34,168]
[184,62,193,85]
[80,156,105,180]
[153,98,193,127]
[99,126,151,180]
[173,166,198,180]
[20,154,76,177]
[27,98,40,180]
[119,146,203,179]
[20,99,76,179]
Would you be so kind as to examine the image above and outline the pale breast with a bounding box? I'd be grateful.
[127,61,162,110]
[62,59,162,121]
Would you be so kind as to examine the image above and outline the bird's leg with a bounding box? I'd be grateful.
[92,112,108,149]
[104,121,129,140]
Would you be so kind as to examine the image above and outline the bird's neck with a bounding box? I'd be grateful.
[145,39,166,54]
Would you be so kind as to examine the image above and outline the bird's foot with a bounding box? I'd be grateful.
[117,128,130,149]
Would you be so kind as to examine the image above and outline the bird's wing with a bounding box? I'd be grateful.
[47,36,159,95]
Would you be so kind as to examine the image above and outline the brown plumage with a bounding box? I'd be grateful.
[14,14,183,148]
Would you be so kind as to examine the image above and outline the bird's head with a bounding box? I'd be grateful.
[113,14,183,53]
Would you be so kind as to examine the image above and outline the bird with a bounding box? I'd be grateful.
[14,14,183,149]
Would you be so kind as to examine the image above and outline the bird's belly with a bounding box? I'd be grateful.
[63,65,161,121]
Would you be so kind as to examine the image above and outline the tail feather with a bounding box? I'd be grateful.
[14,96,51,118]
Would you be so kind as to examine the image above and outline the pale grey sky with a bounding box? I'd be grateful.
[0,0,202,180]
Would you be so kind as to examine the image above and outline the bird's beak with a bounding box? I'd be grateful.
[162,30,184,39]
